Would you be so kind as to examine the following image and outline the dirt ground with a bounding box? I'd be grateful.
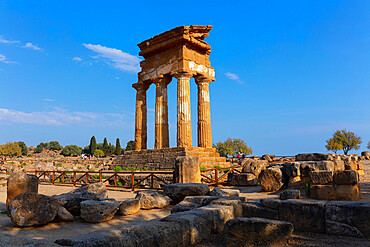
[0,161,369,246]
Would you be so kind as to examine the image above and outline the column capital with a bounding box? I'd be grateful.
[194,75,213,85]
[132,82,150,92]
[152,75,172,86]
[172,71,194,80]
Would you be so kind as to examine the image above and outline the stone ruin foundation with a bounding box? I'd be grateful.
[114,26,230,174]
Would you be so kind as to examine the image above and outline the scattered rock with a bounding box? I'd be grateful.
[55,206,74,222]
[295,153,333,161]
[224,217,294,247]
[164,183,210,203]
[280,189,300,200]
[135,191,171,209]
[209,187,239,197]
[9,192,59,227]
[241,159,268,177]
[118,199,140,216]
[261,154,272,162]
[227,173,258,186]
[80,200,119,223]
[6,172,38,209]
[361,151,370,157]
[258,165,286,192]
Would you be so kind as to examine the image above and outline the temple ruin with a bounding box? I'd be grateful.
[115,25,229,171]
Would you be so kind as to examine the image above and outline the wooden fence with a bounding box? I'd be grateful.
[200,165,243,186]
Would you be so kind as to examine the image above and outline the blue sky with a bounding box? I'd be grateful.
[0,0,369,155]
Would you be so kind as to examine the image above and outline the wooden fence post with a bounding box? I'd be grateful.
[215,168,219,187]
[52,171,55,185]
[99,171,102,182]
[73,171,76,187]
[131,171,135,191]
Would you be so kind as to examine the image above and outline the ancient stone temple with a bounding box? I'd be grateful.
[115,25,229,170]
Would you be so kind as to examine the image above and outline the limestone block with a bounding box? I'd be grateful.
[295,153,333,161]
[309,171,333,184]
[333,170,359,185]
[279,199,326,233]
[325,201,370,238]
[55,206,74,222]
[241,159,268,177]
[288,176,309,189]
[223,217,294,247]
[258,165,286,192]
[326,220,364,238]
[194,205,235,233]
[361,151,370,157]
[80,200,119,223]
[202,196,246,206]
[6,172,38,209]
[209,198,243,218]
[335,184,361,201]
[344,160,357,170]
[260,198,282,210]
[300,161,335,177]
[227,173,258,186]
[135,191,171,209]
[174,156,201,183]
[0,236,60,247]
[9,192,59,227]
[334,160,345,171]
[209,187,239,197]
[164,183,210,203]
[242,202,279,220]
[172,201,201,214]
[284,162,301,177]
[261,154,272,162]
[357,161,364,170]
[118,199,140,216]
[280,189,300,200]
[310,185,337,200]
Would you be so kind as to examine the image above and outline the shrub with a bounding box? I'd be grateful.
[62,145,82,156]
[114,166,122,172]
[94,149,104,157]
[0,142,22,156]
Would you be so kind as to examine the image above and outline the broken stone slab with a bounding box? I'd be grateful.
[194,205,235,233]
[241,159,268,177]
[333,170,359,185]
[227,173,258,186]
[118,199,140,216]
[6,172,38,209]
[202,196,246,206]
[258,165,286,192]
[80,200,119,223]
[209,198,243,218]
[280,189,300,200]
[295,153,333,161]
[55,205,74,222]
[163,183,210,203]
[242,202,279,220]
[334,160,345,171]
[261,154,272,162]
[209,187,239,197]
[260,198,282,210]
[300,161,335,177]
[9,192,59,227]
[171,201,201,214]
[325,201,370,238]
[53,182,108,215]
[326,220,364,238]
[310,185,337,200]
[279,199,326,233]
[135,190,171,209]
[335,184,361,201]
[223,217,294,247]
[284,162,301,177]
[309,171,333,184]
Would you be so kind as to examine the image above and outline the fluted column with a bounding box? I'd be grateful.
[195,76,212,148]
[133,82,149,150]
[174,72,193,147]
[154,76,171,149]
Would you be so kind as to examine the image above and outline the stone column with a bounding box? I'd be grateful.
[195,76,212,148]
[133,82,149,150]
[174,72,193,148]
[154,76,171,149]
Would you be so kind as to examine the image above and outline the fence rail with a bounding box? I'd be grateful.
[200,165,243,186]
[0,170,175,191]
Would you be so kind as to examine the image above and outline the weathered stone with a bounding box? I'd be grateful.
[334,160,345,171]
[53,182,107,215]
[195,205,235,233]
[6,172,38,209]
[171,201,201,213]
[9,192,59,226]
[118,199,140,216]
[361,151,370,157]
[300,161,335,177]
[241,159,268,177]
[242,202,279,220]
[202,196,246,206]
[209,187,239,197]
[357,161,364,170]
[344,160,357,170]
[183,195,214,205]
[209,199,243,218]
[55,206,74,222]
[280,189,300,200]
[227,173,258,186]
[0,236,59,247]
[260,198,282,210]
[326,220,364,238]
[309,171,333,184]
[333,170,359,185]
[135,190,171,209]
[288,176,309,189]
[310,185,337,200]
[335,184,361,201]
[164,183,209,203]
[80,200,119,223]
[258,165,286,192]
[295,153,333,161]
[223,217,294,247]
[284,162,301,177]
[325,201,370,238]
[261,154,272,162]
[279,199,326,233]
[174,156,200,183]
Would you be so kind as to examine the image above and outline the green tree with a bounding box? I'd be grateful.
[126,140,135,151]
[62,145,83,156]
[213,138,253,157]
[325,138,343,154]
[327,129,362,155]
[17,141,29,156]
[115,138,122,155]
[94,149,104,157]
[34,142,48,153]
[48,141,63,151]
[89,136,97,155]
[0,142,22,156]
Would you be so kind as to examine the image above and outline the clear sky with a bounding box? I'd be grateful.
[0,0,369,155]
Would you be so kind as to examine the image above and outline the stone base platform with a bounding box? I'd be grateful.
[113,147,230,170]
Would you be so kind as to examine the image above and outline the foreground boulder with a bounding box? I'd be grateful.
[135,191,171,209]
[53,182,107,215]
[209,187,239,197]
[223,217,294,247]
[118,199,140,216]
[9,192,59,226]
[6,172,38,209]
[241,159,268,177]
[80,200,119,223]
[258,165,286,192]
[164,183,210,203]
